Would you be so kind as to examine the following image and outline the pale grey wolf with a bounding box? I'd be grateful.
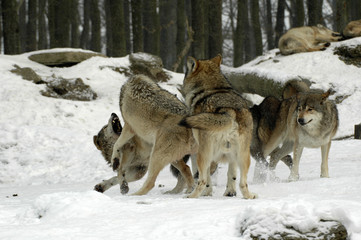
[110,74,197,195]
[279,24,343,55]
[93,113,190,194]
[180,55,256,199]
[342,19,361,39]
[250,80,310,182]
[253,90,338,181]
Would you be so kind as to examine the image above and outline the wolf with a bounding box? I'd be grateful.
[180,55,256,199]
[110,74,197,196]
[93,113,189,194]
[254,90,338,181]
[250,79,310,182]
[279,24,343,55]
[342,19,361,39]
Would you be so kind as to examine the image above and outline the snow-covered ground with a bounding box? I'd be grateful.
[0,43,361,239]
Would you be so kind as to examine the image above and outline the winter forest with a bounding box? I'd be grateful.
[1,0,361,69]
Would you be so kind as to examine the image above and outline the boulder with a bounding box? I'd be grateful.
[41,76,97,101]
[28,50,106,67]
[334,44,361,68]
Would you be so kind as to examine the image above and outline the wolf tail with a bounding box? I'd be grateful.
[179,112,234,131]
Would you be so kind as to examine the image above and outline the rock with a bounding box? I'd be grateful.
[41,76,97,101]
[240,219,348,240]
[334,45,361,68]
[28,50,106,67]
[10,65,45,84]
[129,52,170,82]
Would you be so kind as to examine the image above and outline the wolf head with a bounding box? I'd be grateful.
[183,54,225,93]
[296,91,331,127]
[316,24,342,38]
[93,113,122,165]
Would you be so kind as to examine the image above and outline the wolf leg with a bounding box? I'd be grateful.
[289,143,304,181]
[269,141,294,170]
[187,145,212,198]
[94,176,120,193]
[224,161,237,197]
[111,122,135,171]
[320,141,331,178]
[237,140,257,199]
[166,160,194,194]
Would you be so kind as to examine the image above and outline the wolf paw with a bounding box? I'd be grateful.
[112,157,120,171]
[288,174,299,182]
[120,180,129,194]
[224,191,236,197]
[94,184,105,193]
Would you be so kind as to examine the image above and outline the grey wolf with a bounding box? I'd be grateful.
[342,19,361,39]
[279,24,343,55]
[180,55,256,199]
[254,90,338,181]
[250,79,310,182]
[110,74,197,195]
[93,113,190,194]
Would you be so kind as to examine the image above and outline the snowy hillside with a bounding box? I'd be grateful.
[0,45,361,239]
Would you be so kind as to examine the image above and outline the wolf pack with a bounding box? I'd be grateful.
[93,20,361,199]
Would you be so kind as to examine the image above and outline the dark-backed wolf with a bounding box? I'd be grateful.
[254,90,338,181]
[110,74,197,196]
[93,113,189,194]
[180,55,256,199]
[279,25,342,55]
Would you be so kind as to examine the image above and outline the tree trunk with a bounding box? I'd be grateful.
[143,0,159,56]
[104,0,112,56]
[334,0,348,32]
[251,0,263,57]
[19,1,26,53]
[131,0,143,53]
[26,0,37,51]
[38,0,47,50]
[265,0,274,50]
[307,0,324,26]
[159,0,177,70]
[123,0,131,54]
[49,0,70,48]
[191,0,205,59]
[110,0,126,57]
[70,0,80,48]
[293,0,304,27]
[243,0,252,62]
[80,0,90,50]
[274,0,286,47]
[175,0,186,73]
[90,0,101,52]
[349,0,361,20]
[2,0,20,54]
[234,0,246,67]
[208,0,222,58]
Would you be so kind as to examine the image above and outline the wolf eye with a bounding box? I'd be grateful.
[308,107,314,112]
[297,106,302,111]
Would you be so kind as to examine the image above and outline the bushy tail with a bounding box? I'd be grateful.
[179,112,233,131]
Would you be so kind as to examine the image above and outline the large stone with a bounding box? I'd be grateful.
[41,76,97,101]
[334,44,361,68]
[28,50,106,67]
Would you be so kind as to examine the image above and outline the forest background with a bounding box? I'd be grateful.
[1,0,361,70]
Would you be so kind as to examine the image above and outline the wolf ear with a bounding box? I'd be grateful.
[211,54,222,67]
[186,56,198,73]
[321,90,331,101]
[110,113,122,134]
[93,136,101,150]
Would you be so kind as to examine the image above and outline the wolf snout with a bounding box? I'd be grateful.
[297,118,306,125]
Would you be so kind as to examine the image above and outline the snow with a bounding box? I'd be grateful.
[0,44,361,240]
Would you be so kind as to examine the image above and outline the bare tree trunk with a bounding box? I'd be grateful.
[70,0,80,48]
[334,0,348,32]
[104,0,113,56]
[251,0,263,57]
[80,0,90,49]
[160,0,177,70]
[191,0,205,59]
[26,0,37,51]
[208,0,222,58]
[124,0,131,54]
[2,0,20,54]
[38,0,47,50]
[131,0,143,52]
[234,0,246,67]
[19,1,26,53]
[274,0,286,47]
[175,0,186,73]
[265,0,274,50]
[90,0,101,52]
[143,0,159,56]
[109,0,126,57]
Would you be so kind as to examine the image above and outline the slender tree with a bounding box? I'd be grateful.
[27,0,37,51]
[208,0,222,58]
[265,0,274,50]
[38,0,47,50]
[191,0,205,59]
[234,0,246,67]
[80,0,90,49]
[143,0,159,56]
[131,0,143,52]
[175,0,186,72]
[251,0,263,56]
[334,0,348,32]
[2,0,20,54]
[109,0,126,57]
[90,0,101,52]
[70,0,80,48]
[274,0,286,47]
[19,1,26,53]
[160,0,177,69]
[124,0,131,53]
[291,0,304,27]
